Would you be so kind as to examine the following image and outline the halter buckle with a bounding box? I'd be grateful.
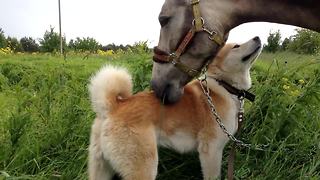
[191,0,200,5]
[238,91,246,100]
[187,69,200,77]
[169,53,177,62]
[192,17,205,27]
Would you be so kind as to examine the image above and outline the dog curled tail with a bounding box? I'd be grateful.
[89,65,132,119]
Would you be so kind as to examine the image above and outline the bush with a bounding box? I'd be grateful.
[264,30,281,53]
[288,29,320,54]
[131,41,150,53]
[20,37,40,53]
[0,47,13,55]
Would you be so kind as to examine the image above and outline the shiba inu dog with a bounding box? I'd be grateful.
[88,36,262,180]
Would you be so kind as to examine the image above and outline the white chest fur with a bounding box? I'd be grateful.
[156,129,197,153]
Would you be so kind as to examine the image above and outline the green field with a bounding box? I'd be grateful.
[0,51,319,179]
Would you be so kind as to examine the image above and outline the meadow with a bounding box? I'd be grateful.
[0,51,319,179]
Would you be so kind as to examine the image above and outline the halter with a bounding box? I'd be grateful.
[153,0,224,78]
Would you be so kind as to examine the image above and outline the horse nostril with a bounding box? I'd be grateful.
[161,84,171,103]
[253,36,260,42]
[151,80,161,98]
[151,80,156,91]
[151,80,171,104]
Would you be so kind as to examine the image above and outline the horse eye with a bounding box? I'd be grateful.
[159,16,171,27]
[233,44,240,49]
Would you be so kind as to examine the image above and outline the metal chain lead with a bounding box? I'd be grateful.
[198,77,269,151]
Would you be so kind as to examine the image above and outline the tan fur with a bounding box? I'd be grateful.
[88,38,261,180]
[211,43,235,69]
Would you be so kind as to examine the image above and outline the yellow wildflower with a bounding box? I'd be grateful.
[97,49,114,56]
[0,47,13,55]
[282,77,288,82]
[105,50,114,56]
[290,90,300,97]
[298,79,305,85]
[283,85,290,90]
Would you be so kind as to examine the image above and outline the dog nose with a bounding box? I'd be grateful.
[253,36,260,42]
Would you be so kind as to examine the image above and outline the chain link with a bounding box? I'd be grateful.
[198,77,269,151]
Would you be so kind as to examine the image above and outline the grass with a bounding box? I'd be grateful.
[0,52,319,179]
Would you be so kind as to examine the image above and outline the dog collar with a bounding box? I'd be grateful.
[215,79,255,102]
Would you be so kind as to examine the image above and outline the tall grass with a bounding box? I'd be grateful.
[0,52,319,179]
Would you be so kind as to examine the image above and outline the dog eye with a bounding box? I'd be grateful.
[159,16,171,27]
[233,44,240,49]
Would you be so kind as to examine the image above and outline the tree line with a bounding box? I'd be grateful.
[0,27,149,53]
[1,26,319,55]
[264,29,320,54]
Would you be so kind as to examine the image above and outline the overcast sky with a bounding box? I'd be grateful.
[0,0,298,47]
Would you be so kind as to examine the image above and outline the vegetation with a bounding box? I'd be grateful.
[68,37,101,53]
[6,37,22,52]
[264,29,320,55]
[0,50,319,179]
[0,28,7,48]
[20,37,40,53]
[39,27,66,53]
[264,30,281,53]
[0,24,319,179]
[0,27,151,54]
[288,29,320,54]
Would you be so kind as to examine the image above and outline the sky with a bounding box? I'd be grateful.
[0,0,299,47]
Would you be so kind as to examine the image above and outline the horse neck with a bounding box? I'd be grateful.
[212,0,320,32]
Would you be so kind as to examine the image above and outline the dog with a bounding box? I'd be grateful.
[88,36,262,180]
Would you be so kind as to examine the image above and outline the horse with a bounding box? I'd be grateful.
[151,0,320,104]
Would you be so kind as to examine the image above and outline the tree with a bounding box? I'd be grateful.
[0,28,7,48]
[264,30,281,53]
[20,37,40,52]
[7,36,22,52]
[280,37,291,51]
[40,27,65,53]
[69,37,101,52]
[101,43,117,51]
[288,29,320,54]
[68,39,75,51]
[101,43,131,52]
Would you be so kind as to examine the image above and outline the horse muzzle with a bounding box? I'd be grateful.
[151,79,184,104]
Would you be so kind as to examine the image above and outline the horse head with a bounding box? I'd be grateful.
[151,0,229,104]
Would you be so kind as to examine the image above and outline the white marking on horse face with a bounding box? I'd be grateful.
[157,0,188,52]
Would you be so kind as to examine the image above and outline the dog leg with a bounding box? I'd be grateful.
[101,121,158,180]
[198,141,224,180]
[89,118,115,180]
[88,152,115,180]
